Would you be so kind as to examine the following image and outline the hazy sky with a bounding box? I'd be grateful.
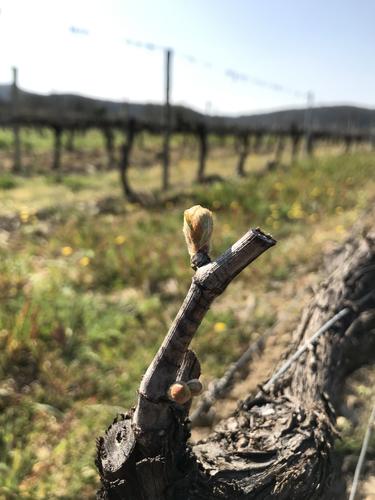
[0,0,374,115]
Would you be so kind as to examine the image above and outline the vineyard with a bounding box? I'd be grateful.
[1,81,374,201]
[1,1,375,497]
[0,134,374,497]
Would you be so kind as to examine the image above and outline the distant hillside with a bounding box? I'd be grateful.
[0,84,374,131]
[234,106,375,131]
[0,84,203,126]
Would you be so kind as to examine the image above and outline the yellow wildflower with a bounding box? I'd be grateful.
[214,322,226,333]
[79,256,90,267]
[115,235,126,245]
[61,246,73,256]
[19,209,30,223]
[288,202,304,219]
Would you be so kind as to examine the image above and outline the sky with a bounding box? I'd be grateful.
[0,0,374,115]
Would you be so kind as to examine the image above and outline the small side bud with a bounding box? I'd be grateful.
[168,382,192,405]
[183,205,213,259]
[187,379,203,396]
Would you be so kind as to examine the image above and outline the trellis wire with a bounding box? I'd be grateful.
[193,302,375,497]
[348,400,375,500]
[263,307,350,391]
[192,307,350,425]
[69,26,308,99]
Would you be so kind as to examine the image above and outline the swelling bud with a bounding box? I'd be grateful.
[187,379,203,396]
[183,205,213,257]
[168,382,192,405]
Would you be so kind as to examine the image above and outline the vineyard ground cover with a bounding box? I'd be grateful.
[0,150,374,498]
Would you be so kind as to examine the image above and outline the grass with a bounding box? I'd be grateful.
[0,174,18,190]
[0,144,374,498]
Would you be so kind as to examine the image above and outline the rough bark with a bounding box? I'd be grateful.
[119,120,140,202]
[52,126,62,171]
[236,134,249,177]
[103,127,115,169]
[134,228,276,434]
[96,226,375,500]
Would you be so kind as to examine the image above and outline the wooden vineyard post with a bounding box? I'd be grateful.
[162,48,172,191]
[196,124,208,182]
[11,67,21,173]
[306,132,315,157]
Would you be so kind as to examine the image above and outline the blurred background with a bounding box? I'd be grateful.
[0,1,374,498]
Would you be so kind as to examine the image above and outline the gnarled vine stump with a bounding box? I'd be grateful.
[96,212,375,500]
